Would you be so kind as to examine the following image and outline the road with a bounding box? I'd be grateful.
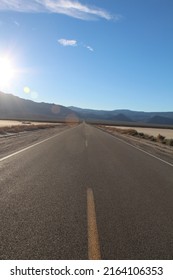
[0,123,173,259]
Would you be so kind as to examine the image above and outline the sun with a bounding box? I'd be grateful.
[0,56,15,88]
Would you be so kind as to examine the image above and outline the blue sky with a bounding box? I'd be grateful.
[0,0,172,111]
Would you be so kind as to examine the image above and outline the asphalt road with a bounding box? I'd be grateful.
[0,123,173,260]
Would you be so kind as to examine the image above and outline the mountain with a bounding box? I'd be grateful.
[69,106,173,125]
[69,107,133,122]
[147,116,173,125]
[0,92,173,126]
[0,91,78,122]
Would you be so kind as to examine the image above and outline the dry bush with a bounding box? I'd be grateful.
[0,124,56,135]
[138,132,145,138]
[148,135,156,142]
[121,129,138,136]
[166,139,173,146]
[0,127,6,134]
[157,134,165,143]
[99,126,173,147]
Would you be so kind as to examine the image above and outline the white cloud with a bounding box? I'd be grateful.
[14,20,20,26]
[86,45,94,52]
[0,0,43,13]
[0,0,115,21]
[58,39,77,46]
[58,39,94,52]
[43,0,112,20]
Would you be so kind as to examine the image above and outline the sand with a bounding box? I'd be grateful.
[0,120,60,127]
[114,126,173,138]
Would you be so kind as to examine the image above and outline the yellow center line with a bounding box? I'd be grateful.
[87,188,101,260]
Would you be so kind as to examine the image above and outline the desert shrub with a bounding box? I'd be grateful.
[0,127,6,134]
[143,133,150,139]
[8,126,22,133]
[148,135,156,142]
[0,124,55,134]
[157,134,165,142]
[162,139,167,144]
[128,129,138,136]
[108,128,114,133]
[138,132,144,137]
[166,139,173,146]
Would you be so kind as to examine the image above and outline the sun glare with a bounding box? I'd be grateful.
[0,56,16,88]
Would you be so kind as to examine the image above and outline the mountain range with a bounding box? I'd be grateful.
[0,91,173,126]
[0,91,77,122]
[69,106,173,126]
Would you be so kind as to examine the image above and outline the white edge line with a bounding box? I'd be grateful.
[101,129,173,168]
[0,127,75,162]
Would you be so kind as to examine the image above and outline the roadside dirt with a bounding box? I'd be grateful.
[98,125,173,165]
[0,124,70,159]
[106,126,173,138]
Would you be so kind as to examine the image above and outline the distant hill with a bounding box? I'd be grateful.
[147,116,173,125]
[69,106,173,125]
[69,107,134,122]
[0,92,173,126]
[0,91,78,122]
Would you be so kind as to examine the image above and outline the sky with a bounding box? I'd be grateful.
[0,0,173,112]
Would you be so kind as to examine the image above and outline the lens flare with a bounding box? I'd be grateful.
[24,86,31,94]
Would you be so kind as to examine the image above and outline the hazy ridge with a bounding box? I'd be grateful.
[0,92,173,125]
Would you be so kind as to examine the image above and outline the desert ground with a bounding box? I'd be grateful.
[0,120,60,127]
[106,126,173,138]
